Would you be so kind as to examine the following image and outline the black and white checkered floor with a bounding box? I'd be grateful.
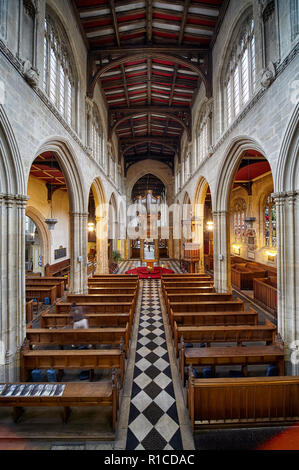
[126,279,183,450]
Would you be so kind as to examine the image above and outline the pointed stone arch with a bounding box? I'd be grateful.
[32,137,87,293]
[0,106,27,381]
[26,205,51,268]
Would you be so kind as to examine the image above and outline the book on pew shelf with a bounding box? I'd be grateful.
[22,384,36,396]
[0,385,6,395]
[13,385,26,396]
[30,384,45,396]
[2,384,19,396]
[53,384,65,396]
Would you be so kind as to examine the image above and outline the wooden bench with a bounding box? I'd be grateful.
[88,281,138,289]
[162,280,214,287]
[92,275,139,281]
[45,259,70,279]
[171,309,259,328]
[26,300,34,324]
[26,286,57,305]
[88,287,137,295]
[55,302,134,333]
[0,377,118,432]
[40,312,130,329]
[231,263,267,290]
[187,373,299,431]
[173,319,277,356]
[162,274,212,281]
[20,343,125,385]
[180,341,285,383]
[26,325,130,357]
[170,298,244,314]
[165,293,233,317]
[163,286,215,297]
[26,279,65,298]
[253,277,277,316]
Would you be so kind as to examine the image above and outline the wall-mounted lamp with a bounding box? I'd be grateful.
[232,244,241,255]
[88,222,95,232]
[266,250,277,262]
[206,221,214,231]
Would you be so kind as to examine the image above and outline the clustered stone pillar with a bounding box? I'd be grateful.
[70,212,88,294]
[95,214,109,274]
[0,194,27,381]
[213,210,231,293]
[273,191,299,373]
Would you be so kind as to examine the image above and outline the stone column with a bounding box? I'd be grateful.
[192,218,205,273]
[0,194,27,381]
[95,214,109,274]
[140,239,145,260]
[273,191,299,371]
[155,238,159,261]
[213,210,231,293]
[70,212,88,294]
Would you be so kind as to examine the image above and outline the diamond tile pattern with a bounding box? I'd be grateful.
[126,279,183,450]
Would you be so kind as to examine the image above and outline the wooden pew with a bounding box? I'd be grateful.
[170,298,244,315]
[56,302,132,315]
[66,293,137,312]
[26,286,57,305]
[92,275,139,281]
[172,308,258,328]
[26,279,65,298]
[26,300,34,324]
[88,287,137,295]
[162,286,215,297]
[173,319,277,356]
[165,293,235,321]
[162,274,212,282]
[187,373,299,432]
[162,280,214,287]
[88,281,138,289]
[20,342,125,385]
[40,312,130,329]
[0,377,118,432]
[180,341,285,383]
[55,302,134,333]
[253,277,277,317]
[26,325,130,357]
[45,259,70,278]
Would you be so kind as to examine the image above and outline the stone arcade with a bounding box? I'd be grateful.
[0,0,298,452]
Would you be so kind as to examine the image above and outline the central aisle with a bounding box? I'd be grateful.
[126,279,183,450]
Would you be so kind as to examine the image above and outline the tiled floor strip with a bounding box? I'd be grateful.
[126,279,183,450]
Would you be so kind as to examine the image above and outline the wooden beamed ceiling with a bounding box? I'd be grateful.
[73,0,228,171]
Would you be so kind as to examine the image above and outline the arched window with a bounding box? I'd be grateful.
[223,15,256,128]
[43,13,75,127]
[291,0,299,41]
[264,195,277,247]
[232,199,246,242]
[196,102,211,166]
[91,106,103,165]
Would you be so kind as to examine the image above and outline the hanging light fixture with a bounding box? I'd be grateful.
[45,155,58,230]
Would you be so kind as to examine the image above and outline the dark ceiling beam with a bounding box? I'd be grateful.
[90,45,209,56]
[110,106,190,115]
[121,136,179,145]
[147,0,153,44]
[179,0,190,45]
[109,0,121,47]
[169,64,178,107]
[147,57,152,105]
